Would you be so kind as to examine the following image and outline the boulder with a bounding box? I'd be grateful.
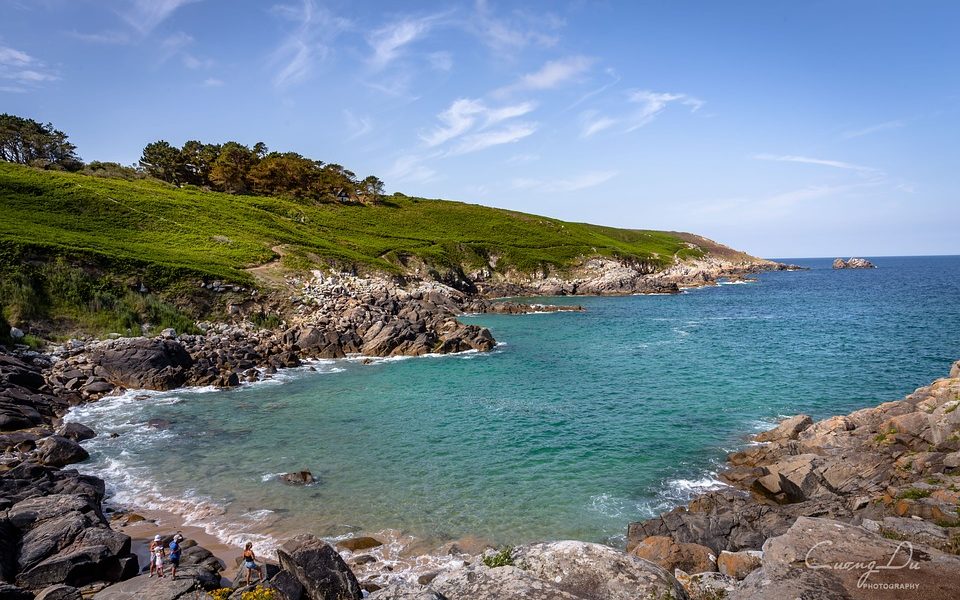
[833,257,876,269]
[335,537,382,553]
[630,536,717,573]
[430,565,581,600]
[35,585,82,600]
[0,583,33,600]
[276,534,362,600]
[16,544,114,589]
[36,436,89,468]
[716,549,762,580]
[511,540,689,600]
[8,495,96,529]
[92,574,199,599]
[367,583,447,600]
[754,414,812,442]
[55,423,96,442]
[280,471,315,485]
[737,517,960,600]
[88,339,193,391]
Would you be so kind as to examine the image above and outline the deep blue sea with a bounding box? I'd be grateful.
[68,256,960,558]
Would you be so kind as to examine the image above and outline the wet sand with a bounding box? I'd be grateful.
[111,505,261,584]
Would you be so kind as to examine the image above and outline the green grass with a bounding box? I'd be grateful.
[897,488,932,500]
[0,162,725,284]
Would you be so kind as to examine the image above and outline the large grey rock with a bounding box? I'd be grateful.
[92,574,198,599]
[512,541,688,600]
[431,565,581,600]
[16,544,113,589]
[736,517,960,600]
[367,583,447,600]
[276,534,362,600]
[35,584,82,600]
[8,495,95,529]
[754,414,812,442]
[55,422,96,442]
[0,582,33,600]
[18,511,90,570]
[36,436,89,468]
[88,339,193,390]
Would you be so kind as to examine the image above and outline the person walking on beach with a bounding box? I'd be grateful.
[168,533,184,579]
[149,534,166,578]
[242,541,264,586]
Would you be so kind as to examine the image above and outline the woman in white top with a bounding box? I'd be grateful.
[148,534,166,578]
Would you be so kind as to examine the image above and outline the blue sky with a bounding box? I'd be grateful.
[1,0,958,258]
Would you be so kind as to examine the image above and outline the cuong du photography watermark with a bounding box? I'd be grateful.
[804,539,923,592]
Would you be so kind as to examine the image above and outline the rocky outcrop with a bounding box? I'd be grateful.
[737,517,960,599]
[833,257,876,269]
[627,362,960,598]
[276,534,362,600]
[370,541,686,600]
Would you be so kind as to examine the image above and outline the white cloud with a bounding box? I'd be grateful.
[449,122,537,155]
[69,30,131,44]
[202,77,223,87]
[421,98,536,147]
[512,170,618,192]
[507,153,540,164]
[752,154,879,173]
[368,17,435,70]
[269,0,350,89]
[580,110,617,138]
[122,0,199,34]
[386,154,438,183]
[625,90,703,131]
[842,120,904,139]
[0,45,58,86]
[0,47,32,66]
[427,51,453,71]
[471,0,561,53]
[343,110,373,140]
[497,55,593,96]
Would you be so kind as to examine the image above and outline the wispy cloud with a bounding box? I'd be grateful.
[580,110,618,138]
[752,154,879,173]
[269,0,350,89]
[386,154,438,184]
[368,16,441,70]
[579,89,702,137]
[449,122,537,155]
[471,0,562,54]
[496,55,593,96]
[69,30,131,44]
[343,110,373,140]
[202,77,223,87]
[512,170,618,192]
[841,120,904,139]
[121,0,199,34]
[0,44,58,91]
[427,51,453,72]
[421,98,536,147]
[625,90,703,131]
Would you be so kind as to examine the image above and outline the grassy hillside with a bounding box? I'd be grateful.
[0,162,706,283]
[0,162,743,336]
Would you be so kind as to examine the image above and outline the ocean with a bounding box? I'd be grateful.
[67,256,960,564]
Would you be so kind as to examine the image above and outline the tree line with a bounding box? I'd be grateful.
[0,113,386,204]
[139,139,384,203]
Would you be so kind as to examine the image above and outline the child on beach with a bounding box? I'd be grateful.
[242,541,264,586]
[149,535,166,578]
[168,533,183,579]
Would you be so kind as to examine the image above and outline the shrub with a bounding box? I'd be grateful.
[897,488,932,500]
[482,546,514,568]
[241,586,280,600]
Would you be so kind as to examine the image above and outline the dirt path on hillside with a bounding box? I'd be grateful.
[245,245,290,287]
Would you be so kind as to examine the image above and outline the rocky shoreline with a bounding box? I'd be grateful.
[10,260,909,600]
[626,360,960,599]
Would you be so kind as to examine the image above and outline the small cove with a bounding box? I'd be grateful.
[68,256,960,558]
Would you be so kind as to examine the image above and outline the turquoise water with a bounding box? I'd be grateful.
[69,256,960,555]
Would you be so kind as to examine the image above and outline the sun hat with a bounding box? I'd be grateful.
[154,535,162,541]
